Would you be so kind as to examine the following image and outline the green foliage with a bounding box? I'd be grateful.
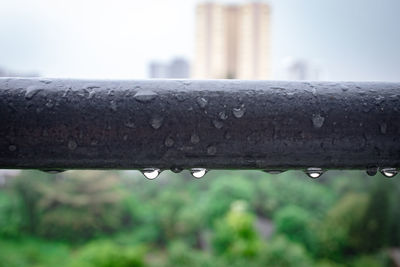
[0,191,23,237]
[68,241,145,267]
[274,205,316,253]
[212,201,262,261]
[258,236,312,267]
[166,241,213,267]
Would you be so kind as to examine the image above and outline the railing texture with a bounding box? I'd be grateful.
[1,78,399,178]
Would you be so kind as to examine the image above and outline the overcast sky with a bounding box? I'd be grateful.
[0,0,399,81]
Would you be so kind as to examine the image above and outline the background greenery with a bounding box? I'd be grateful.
[0,169,399,266]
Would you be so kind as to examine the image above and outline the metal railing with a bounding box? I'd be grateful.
[1,78,399,178]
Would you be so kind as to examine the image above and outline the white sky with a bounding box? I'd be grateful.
[0,0,399,81]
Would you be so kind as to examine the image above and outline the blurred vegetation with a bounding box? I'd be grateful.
[0,169,399,266]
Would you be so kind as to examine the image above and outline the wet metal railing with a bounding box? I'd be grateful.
[0,78,399,178]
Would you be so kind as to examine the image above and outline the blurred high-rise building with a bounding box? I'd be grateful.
[193,2,271,79]
[149,58,190,78]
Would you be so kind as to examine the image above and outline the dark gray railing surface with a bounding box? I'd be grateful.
[0,78,399,177]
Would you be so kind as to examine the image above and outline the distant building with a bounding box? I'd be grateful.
[279,58,321,80]
[0,67,38,77]
[193,2,271,79]
[149,58,190,78]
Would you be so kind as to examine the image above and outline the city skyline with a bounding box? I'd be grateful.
[0,0,399,81]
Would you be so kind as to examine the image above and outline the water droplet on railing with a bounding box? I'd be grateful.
[305,167,324,179]
[190,133,200,144]
[68,140,77,150]
[263,170,285,175]
[41,170,65,174]
[8,144,17,152]
[380,168,398,178]
[150,117,164,129]
[134,90,157,103]
[191,168,207,178]
[141,168,160,180]
[25,86,42,100]
[164,136,174,147]
[196,97,208,108]
[170,167,183,173]
[110,100,117,111]
[366,167,378,176]
[212,119,223,129]
[219,111,228,120]
[233,105,246,118]
[312,114,325,128]
[380,122,387,134]
[207,145,217,155]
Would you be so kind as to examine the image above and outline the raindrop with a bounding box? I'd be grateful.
[68,140,77,150]
[305,167,324,179]
[141,168,160,180]
[164,136,174,147]
[150,117,164,129]
[134,90,157,103]
[224,131,232,140]
[233,105,246,118]
[219,111,228,120]
[40,79,52,84]
[88,91,96,99]
[190,133,200,144]
[41,169,65,174]
[124,120,135,128]
[45,100,54,109]
[207,145,217,155]
[25,86,42,100]
[312,114,325,128]
[263,170,285,175]
[110,100,117,111]
[380,168,398,178]
[212,119,223,129]
[380,122,387,134]
[8,144,17,152]
[366,167,378,176]
[196,97,208,108]
[190,168,208,178]
[170,167,183,173]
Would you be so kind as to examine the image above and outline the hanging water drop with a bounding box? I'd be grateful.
[263,170,285,175]
[191,168,208,178]
[366,167,378,176]
[141,168,160,180]
[41,169,65,174]
[164,136,174,147]
[380,168,398,178]
[305,167,324,179]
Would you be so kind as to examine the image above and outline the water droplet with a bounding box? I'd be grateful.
[380,168,398,178]
[8,145,17,152]
[170,167,183,173]
[110,100,117,111]
[134,90,157,103]
[164,136,174,147]
[68,140,77,150]
[212,119,223,129]
[25,86,43,100]
[207,145,217,155]
[45,100,54,109]
[312,114,325,128]
[233,105,246,118]
[190,133,200,144]
[305,167,324,179]
[190,168,207,178]
[196,97,208,108]
[124,120,135,128]
[41,169,65,174]
[341,85,349,92]
[150,117,164,129]
[380,122,387,134]
[366,167,378,176]
[88,91,96,99]
[141,168,160,180]
[224,131,232,140]
[263,170,285,175]
[219,111,228,120]
[40,79,52,84]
